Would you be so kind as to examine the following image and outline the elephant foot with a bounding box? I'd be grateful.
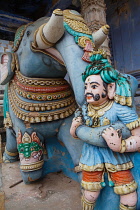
[3,151,19,163]
[20,168,43,184]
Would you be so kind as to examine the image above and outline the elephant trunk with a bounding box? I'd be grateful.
[35,9,64,49]
[92,25,110,50]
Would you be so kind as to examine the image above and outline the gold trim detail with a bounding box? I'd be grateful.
[8,86,76,123]
[39,23,54,47]
[105,162,133,173]
[4,112,13,128]
[20,160,44,171]
[120,203,136,210]
[53,9,63,16]
[22,132,32,143]
[126,118,140,130]
[11,53,19,72]
[87,100,114,127]
[79,163,104,172]
[78,36,95,49]
[12,82,72,101]
[120,140,126,153]
[63,10,92,35]
[91,49,107,58]
[63,9,87,23]
[9,84,74,111]
[32,28,39,48]
[101,25,110,35]
[81,195,96,210]
[5,147,18,156]
[114,94,132,107]
[102,117,110,126]
[81,180,102,191]
[114,180,137,195]
[15,70,67,86]
[79,162,133,173]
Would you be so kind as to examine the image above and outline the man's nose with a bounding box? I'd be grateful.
[87,83,91,89]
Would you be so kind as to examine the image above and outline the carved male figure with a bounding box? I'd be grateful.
[70,54,140,210]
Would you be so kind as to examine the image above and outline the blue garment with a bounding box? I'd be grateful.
[79,102,139,171]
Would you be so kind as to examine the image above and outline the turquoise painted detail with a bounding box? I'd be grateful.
[82,54,132,99]
[109,181,115,187]
[64,22,94,45]
[3,84,9,118]
[13,24,27,51]
[101,182,106,187]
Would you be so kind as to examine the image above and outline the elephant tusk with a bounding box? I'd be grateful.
[35,9,64,49]
[92,25,110,50]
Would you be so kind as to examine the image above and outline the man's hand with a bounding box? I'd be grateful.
[70,117,83,138]
[102,127,122,152]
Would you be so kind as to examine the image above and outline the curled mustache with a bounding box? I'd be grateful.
[85,93,100,101]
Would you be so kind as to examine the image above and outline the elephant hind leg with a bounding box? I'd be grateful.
[3,128,19,163]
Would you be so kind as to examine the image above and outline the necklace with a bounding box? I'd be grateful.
[88,100,113,127]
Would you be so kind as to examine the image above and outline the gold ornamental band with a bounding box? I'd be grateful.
[120,203,136,210]
[126,118,140,130]
[79,161,133,173]
[53,9,63,16]
[79,163,104,172]
[63,10,92,35]
[114,94,132,107]
[39,23,54,47]
[15,70,67,86]
[105,161,133,172]
[81,180,102,191]
[20,160,44,171]
[120,140,126,153]
[63,9,87,23]
[5,147,19,156]
[9,84,74,112]
[9,88,77,123]
[11,82,72,101]
[114,180,137,195]
[81,195,96,210]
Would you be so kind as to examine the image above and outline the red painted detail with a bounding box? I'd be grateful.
[82,51,92,63]
[82,41,93,63]
[84,41,94,52]
[14,76,70,93]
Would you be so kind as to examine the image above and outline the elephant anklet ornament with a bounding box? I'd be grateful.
[0,9,139,210]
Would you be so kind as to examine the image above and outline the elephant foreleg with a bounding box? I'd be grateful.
[3,127,19,163]
[17,130,44,184]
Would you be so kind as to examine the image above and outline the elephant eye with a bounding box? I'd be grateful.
[26,30,31,37]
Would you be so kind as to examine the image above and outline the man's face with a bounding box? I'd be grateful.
[85,74,108,105]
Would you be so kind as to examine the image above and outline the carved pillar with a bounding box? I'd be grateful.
[80,0,111,59]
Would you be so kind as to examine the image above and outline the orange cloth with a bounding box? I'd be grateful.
[110,170,134,185]
[82,170,134,186]
[83,171,103,182]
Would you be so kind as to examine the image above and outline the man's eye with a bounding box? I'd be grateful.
[91,85,97,89]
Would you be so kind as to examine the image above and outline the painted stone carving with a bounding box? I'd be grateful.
[0,8,139,209]
[17,131,44,172]
[0,9,114,185]
[70,54,140,210]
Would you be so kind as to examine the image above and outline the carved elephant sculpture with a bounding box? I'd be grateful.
[0,9,140,210]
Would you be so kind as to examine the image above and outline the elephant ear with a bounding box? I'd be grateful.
[0,53,16,85]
